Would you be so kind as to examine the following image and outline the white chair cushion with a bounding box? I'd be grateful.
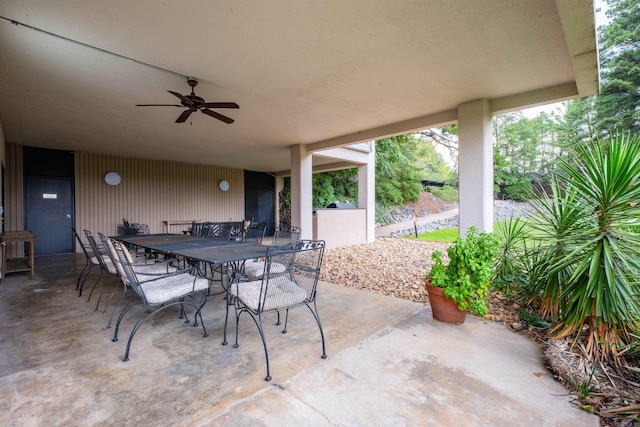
[230,276,307,311]
[243,260,286,280]
[139,273,209,305]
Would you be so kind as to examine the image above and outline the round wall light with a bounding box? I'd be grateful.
[104,172,121,186]
[218,180,230,191]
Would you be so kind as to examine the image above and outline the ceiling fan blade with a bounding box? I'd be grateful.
[201,108,234,124]
[203,102,239,109]
[168,90,192,105]
[136,104,183,107]
[175,109,194,123]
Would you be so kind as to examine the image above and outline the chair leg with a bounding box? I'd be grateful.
[123,307,148,362]
[281,309,290,333]
[86,269,104,302]
[94,277,117,312]
[234,310,272,381]
[76,261,91,291]
[257,314,272,381]
[106,285,129,329]
[112,302,133,342]
[101,280,122,313]
[307,302,327,359]
[77,264,96,297]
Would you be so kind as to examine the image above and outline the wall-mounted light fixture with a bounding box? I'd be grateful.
[104,172,122,186]
[218,180,230,191]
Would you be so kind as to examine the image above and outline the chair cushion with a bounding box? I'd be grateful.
[243,260,286,280]
[230,276,307,311]
[139,273,209,305]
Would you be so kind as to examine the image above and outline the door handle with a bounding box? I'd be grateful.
[66,214,72,219]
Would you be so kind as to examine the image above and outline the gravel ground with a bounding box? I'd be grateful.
[320,237,450,304]
[321,200,533,325]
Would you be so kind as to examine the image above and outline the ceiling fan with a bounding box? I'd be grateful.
[136,78,239,124]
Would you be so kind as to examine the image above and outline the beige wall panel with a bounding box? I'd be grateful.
[75,153,244,246]
[3,143,25,257]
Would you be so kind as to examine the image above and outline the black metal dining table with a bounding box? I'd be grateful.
[112,233,268,266]
[113,233,268,345]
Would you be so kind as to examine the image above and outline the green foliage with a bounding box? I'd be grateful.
[428,226,500,317]
[496,172,532,202]
[527,134,640,363]
[596,0,640,135]
[375,135,424,207]
[567,368,596,400]
[493,112,558,201]
[311,169,358,209]
[424,185,458,203]
[493,216,530,296]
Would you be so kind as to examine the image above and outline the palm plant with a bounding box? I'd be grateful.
[531,133,640,363]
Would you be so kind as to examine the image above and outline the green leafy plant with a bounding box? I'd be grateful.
[493,216,530,296]
[567,368,596,400]
[428,226,500,316]
[528,133,640,363]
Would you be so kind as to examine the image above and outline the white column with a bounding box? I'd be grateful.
[358,143,376,243]
[458,99,493,234]
[290,144,313,239]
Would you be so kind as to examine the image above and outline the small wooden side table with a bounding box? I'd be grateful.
[1,230,36,283]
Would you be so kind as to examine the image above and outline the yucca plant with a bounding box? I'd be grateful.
[493,216,530,297]
[534,133,640,363]
[527,178,584,319]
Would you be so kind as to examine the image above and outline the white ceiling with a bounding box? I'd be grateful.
[0,0,598,173]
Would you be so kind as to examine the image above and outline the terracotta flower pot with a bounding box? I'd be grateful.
[425,282,467,324]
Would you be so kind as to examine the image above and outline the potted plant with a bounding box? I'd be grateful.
[425,226,499,324]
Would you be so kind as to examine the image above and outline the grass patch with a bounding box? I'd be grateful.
[424,185,459,203]
[409,218,537,243]
[408,227,458,242]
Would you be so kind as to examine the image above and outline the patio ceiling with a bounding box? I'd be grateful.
[0,0,598,173]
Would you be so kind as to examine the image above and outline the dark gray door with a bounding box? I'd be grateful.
[25,177,74,255]
[244,171,275,235]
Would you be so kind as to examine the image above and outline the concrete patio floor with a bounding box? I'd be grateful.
[0,253,598,426]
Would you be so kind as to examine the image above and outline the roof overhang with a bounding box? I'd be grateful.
[0,0,599,172]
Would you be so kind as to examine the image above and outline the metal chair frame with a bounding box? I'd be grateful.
[226,240,326,381]
[109,238,209,362]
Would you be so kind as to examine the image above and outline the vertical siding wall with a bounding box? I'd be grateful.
[75,153,244,243]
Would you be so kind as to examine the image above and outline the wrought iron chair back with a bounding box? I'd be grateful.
[82,229,119,307]
[243,223,267,244]
[227,239,326,381]
[273,225,302,244]
[73,227,96,295]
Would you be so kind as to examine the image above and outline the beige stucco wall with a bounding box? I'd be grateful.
[74,152,244,247]
[312,208,367,249]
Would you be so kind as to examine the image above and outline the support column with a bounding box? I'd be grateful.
[358,143,376,243]
[458,99,493,234]
[290,144,313,239]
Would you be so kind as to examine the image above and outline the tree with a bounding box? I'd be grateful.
[595,0,640,135]
[311,168,358,209]
[375,134,424,207]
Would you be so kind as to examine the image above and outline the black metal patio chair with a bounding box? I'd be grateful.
[273,225,302,244]
[98,232,178,328]
[109,238,209,362]
[83,229,119,310]
[226,240,326,381]
[242,223,267,245]
[73,227,98,296]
